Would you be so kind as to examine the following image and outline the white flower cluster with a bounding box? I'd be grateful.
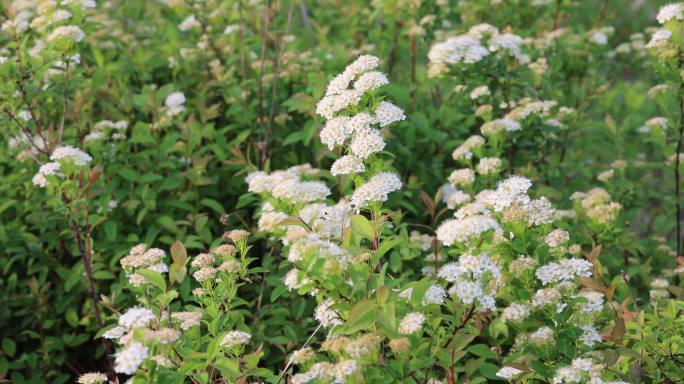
[317,55,405,178]
[349,172,402,211]
[32,162,62,187]
[290,359,359,384]
[165,91,186,116]
[85,120,128,142]
[452,135,485,161]
[189,243,240,284]
[119,244,168,287]
[314,299,343,328]
[436,215,502,246]
[77,372,108,384]
[398,312,426,334]
[570,187,622,224]
[47,25,85,43]
[428,24,529,77]
[118,307,155,330]
[50,145,92,166]
[286,233,352,271]
[437,252,501,311]
[552,357,627,384]
[247,164,331,204]
[535,258,593,285]
[657,3,684,24]
[220,330,252,348]
[114,342,148,375]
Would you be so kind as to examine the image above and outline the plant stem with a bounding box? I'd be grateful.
[676,81,684,257]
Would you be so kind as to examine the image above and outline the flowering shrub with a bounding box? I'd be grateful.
[1,1,684,384]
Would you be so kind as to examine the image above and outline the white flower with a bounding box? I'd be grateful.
[165,91,186,116]
[651,277,669,289]
[590,31,608,45]
[178,15,200,31]
[438,262,468,282]
[398,312,425,334]
[331,155,365,176]
[350,129,385,159]
[374,101,406,127]
[171,311,202,330]
[657,3,684,24]
[63,0,97,8]
[480,118,521,136]
[452,135,485,160]
[489,33,529,63]
[314,299,342,328]
[48,25,85,43]
[449,280,483,305]
[102,326,126,341]
[345,55,380,76]
[448,168,475,186]
[423,284,447,305]
[544,229,570,248]
[531,287,561,307]
[289,347,315,365]
[353,71,389,93]
[50,146,92,166]
[497,366,524,380]
[347,112,376,133]
[501,303,530,323]
[316,90,362,120]
[221,330,252,348]
[320,116,352,149]
[529,326,555,345]
[257,211,288,232]
[576,290,604,314]
[334,360,359,382]
[32,162,62,187]
[553,367,581,384]
[469,85,490,100]
[118,307,155,330]
[114,342,148,375]
[427,35,489,77]
[446,189,471,209]
[436,215,502,246]
[579,324,601,347]
[535,258,592,285]
[646,29,672,49]
[476,157,502,175]
[349,172,402,210]
[77,372,108,384]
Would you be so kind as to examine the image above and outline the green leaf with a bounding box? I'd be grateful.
[118,169,140,182]
[65,308,79,328]
[137,269,167,291]
[1,339,15,357]
[343,300,376,334]
[478,362,501,380]
[467,344,496,359]
[103,221,117,241]
[157,216,179,232]
[373,238,401,265]
[350,215,374,240]
[410,279,434,307]
[201,198,225,214]
[169,263,187,284]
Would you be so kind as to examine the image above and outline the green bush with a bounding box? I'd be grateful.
[1,1,683,383]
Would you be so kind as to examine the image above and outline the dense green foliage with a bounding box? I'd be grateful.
[1,0,684,383]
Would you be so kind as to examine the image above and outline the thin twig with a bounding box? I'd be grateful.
[276,323,324,383]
